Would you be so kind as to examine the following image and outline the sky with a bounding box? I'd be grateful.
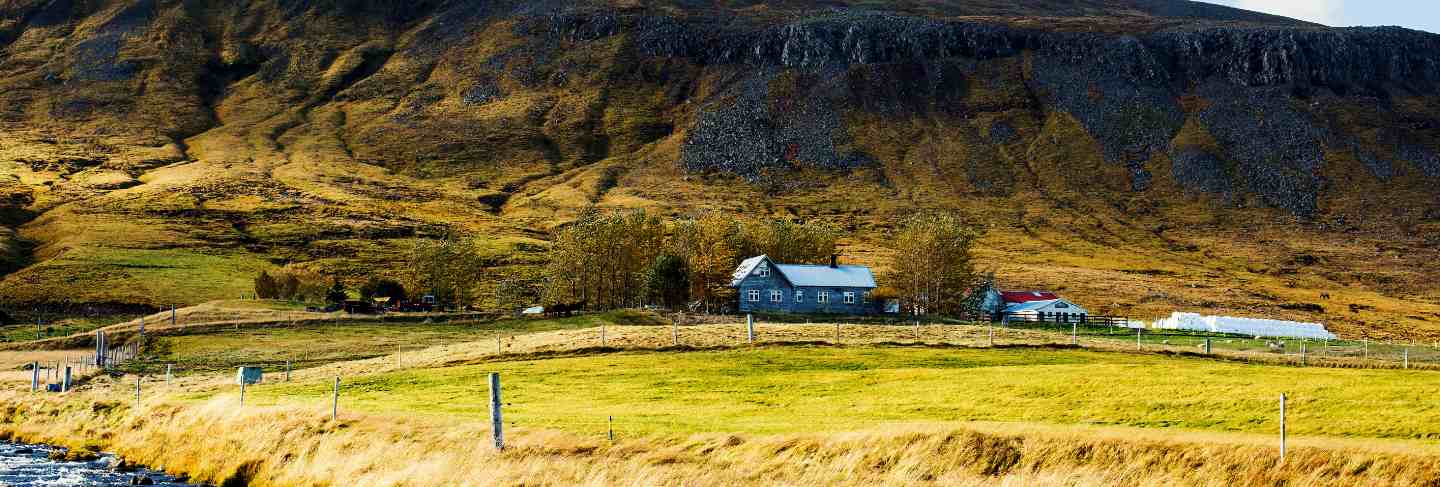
[1200,0,1440,34]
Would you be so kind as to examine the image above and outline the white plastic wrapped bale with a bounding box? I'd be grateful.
[1155,312,1337,339]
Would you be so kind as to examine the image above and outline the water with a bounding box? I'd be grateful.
[0,442,198,486]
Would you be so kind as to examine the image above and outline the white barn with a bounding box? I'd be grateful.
[1003,298,1089,322]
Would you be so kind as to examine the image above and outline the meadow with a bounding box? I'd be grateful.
[238,345,1440,439]
[5,315,1440,485]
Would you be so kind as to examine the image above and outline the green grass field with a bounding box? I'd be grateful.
[241,345,1440,439]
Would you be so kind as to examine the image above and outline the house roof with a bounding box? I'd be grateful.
[774,264,877,288]
[1001,291,1059,303]
[730,255,877,288]
[1004,299,1087,314]
[730,255,769,287]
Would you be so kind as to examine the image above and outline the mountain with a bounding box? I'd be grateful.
[0,0,1437,338]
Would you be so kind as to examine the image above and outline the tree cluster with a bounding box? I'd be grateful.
[544,210,840,312]
[253,266,331,302]
[883,212,984,316]
[406,233,488,308]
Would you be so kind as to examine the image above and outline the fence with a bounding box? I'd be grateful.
[21,312,1435,474]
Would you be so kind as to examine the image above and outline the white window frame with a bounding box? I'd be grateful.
[770,290,783,303]
[747,290,760,302]
[757,264,769,277]
[844,291,856,304]
[817,291,830,304]
[795,289,804,302]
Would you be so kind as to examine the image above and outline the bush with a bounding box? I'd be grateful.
[254,270,279,299]
[360,277,407,302]
[325,278,348,304]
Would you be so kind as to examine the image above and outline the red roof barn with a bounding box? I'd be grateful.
[1001,291,1059,304]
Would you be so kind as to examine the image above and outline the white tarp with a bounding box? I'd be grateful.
[1153,312,1337,340]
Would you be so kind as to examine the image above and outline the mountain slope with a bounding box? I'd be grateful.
[0,0,1437,338]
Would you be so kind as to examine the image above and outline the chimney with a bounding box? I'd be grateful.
[829,254,838,268]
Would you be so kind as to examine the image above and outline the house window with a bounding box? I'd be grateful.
[817,291,830,304]
[771,290,783,303]
[862,292,872,304]
[1055,302,1070,308]
[747,290,760,302]
[844,291,856,304]
[795,290,804,302]
[757,264,769,277]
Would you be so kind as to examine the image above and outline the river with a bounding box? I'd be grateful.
[0,441,198,486]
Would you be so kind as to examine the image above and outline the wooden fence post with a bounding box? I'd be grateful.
[834,322,840,344]
[489,373,503,450]
[746,314,755,343]
[1279,393,1287,463]
[134,376,141,406]
[1136,328,1142,350]
[30,362,38,392]
[332,377,341,421]
[240,380,247,407]
[1404,348,1410,369]
[95,331,106,367]
[608,415,615,442]
[672,322,679,347]
[1071,322,1078,345]
[601,325,607,347]
[987,322,994,347]
[166,364,173,385]
[914,321,921,342]
[285,360,292,382]
[62,366,72,392]
[1205,337,1212,355]
[1301,342,1307,366]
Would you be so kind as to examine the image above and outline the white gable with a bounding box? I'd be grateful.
[1005,298,1088,315]
[729,255,769,287]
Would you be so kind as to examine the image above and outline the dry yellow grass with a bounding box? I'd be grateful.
[3,389,1440,486]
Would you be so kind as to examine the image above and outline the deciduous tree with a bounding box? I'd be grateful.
[884,212,983,316]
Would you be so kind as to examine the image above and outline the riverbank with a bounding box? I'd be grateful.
[0,439,194,486]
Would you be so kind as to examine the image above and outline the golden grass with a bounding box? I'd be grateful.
[3,372,1440,486]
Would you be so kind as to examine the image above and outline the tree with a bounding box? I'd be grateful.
[276,273,301,300]
[493,273,543,314]
[884,212,984,316]
[360,277,407,302]
[742,219,839,265]
[543,209,665,309]
[254,270,279,299]
[670,213,743,312]
[407,232,487,308]
[642,254,690,309]
[960,271,997,318]
[325,278,349,304]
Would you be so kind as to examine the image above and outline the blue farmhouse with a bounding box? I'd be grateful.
[730,255,880,315]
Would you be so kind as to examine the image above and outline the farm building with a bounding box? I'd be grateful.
[980,290,1090,322]
[730,255,880,315]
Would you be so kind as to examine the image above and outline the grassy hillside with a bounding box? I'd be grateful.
[0,0,1437,342]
